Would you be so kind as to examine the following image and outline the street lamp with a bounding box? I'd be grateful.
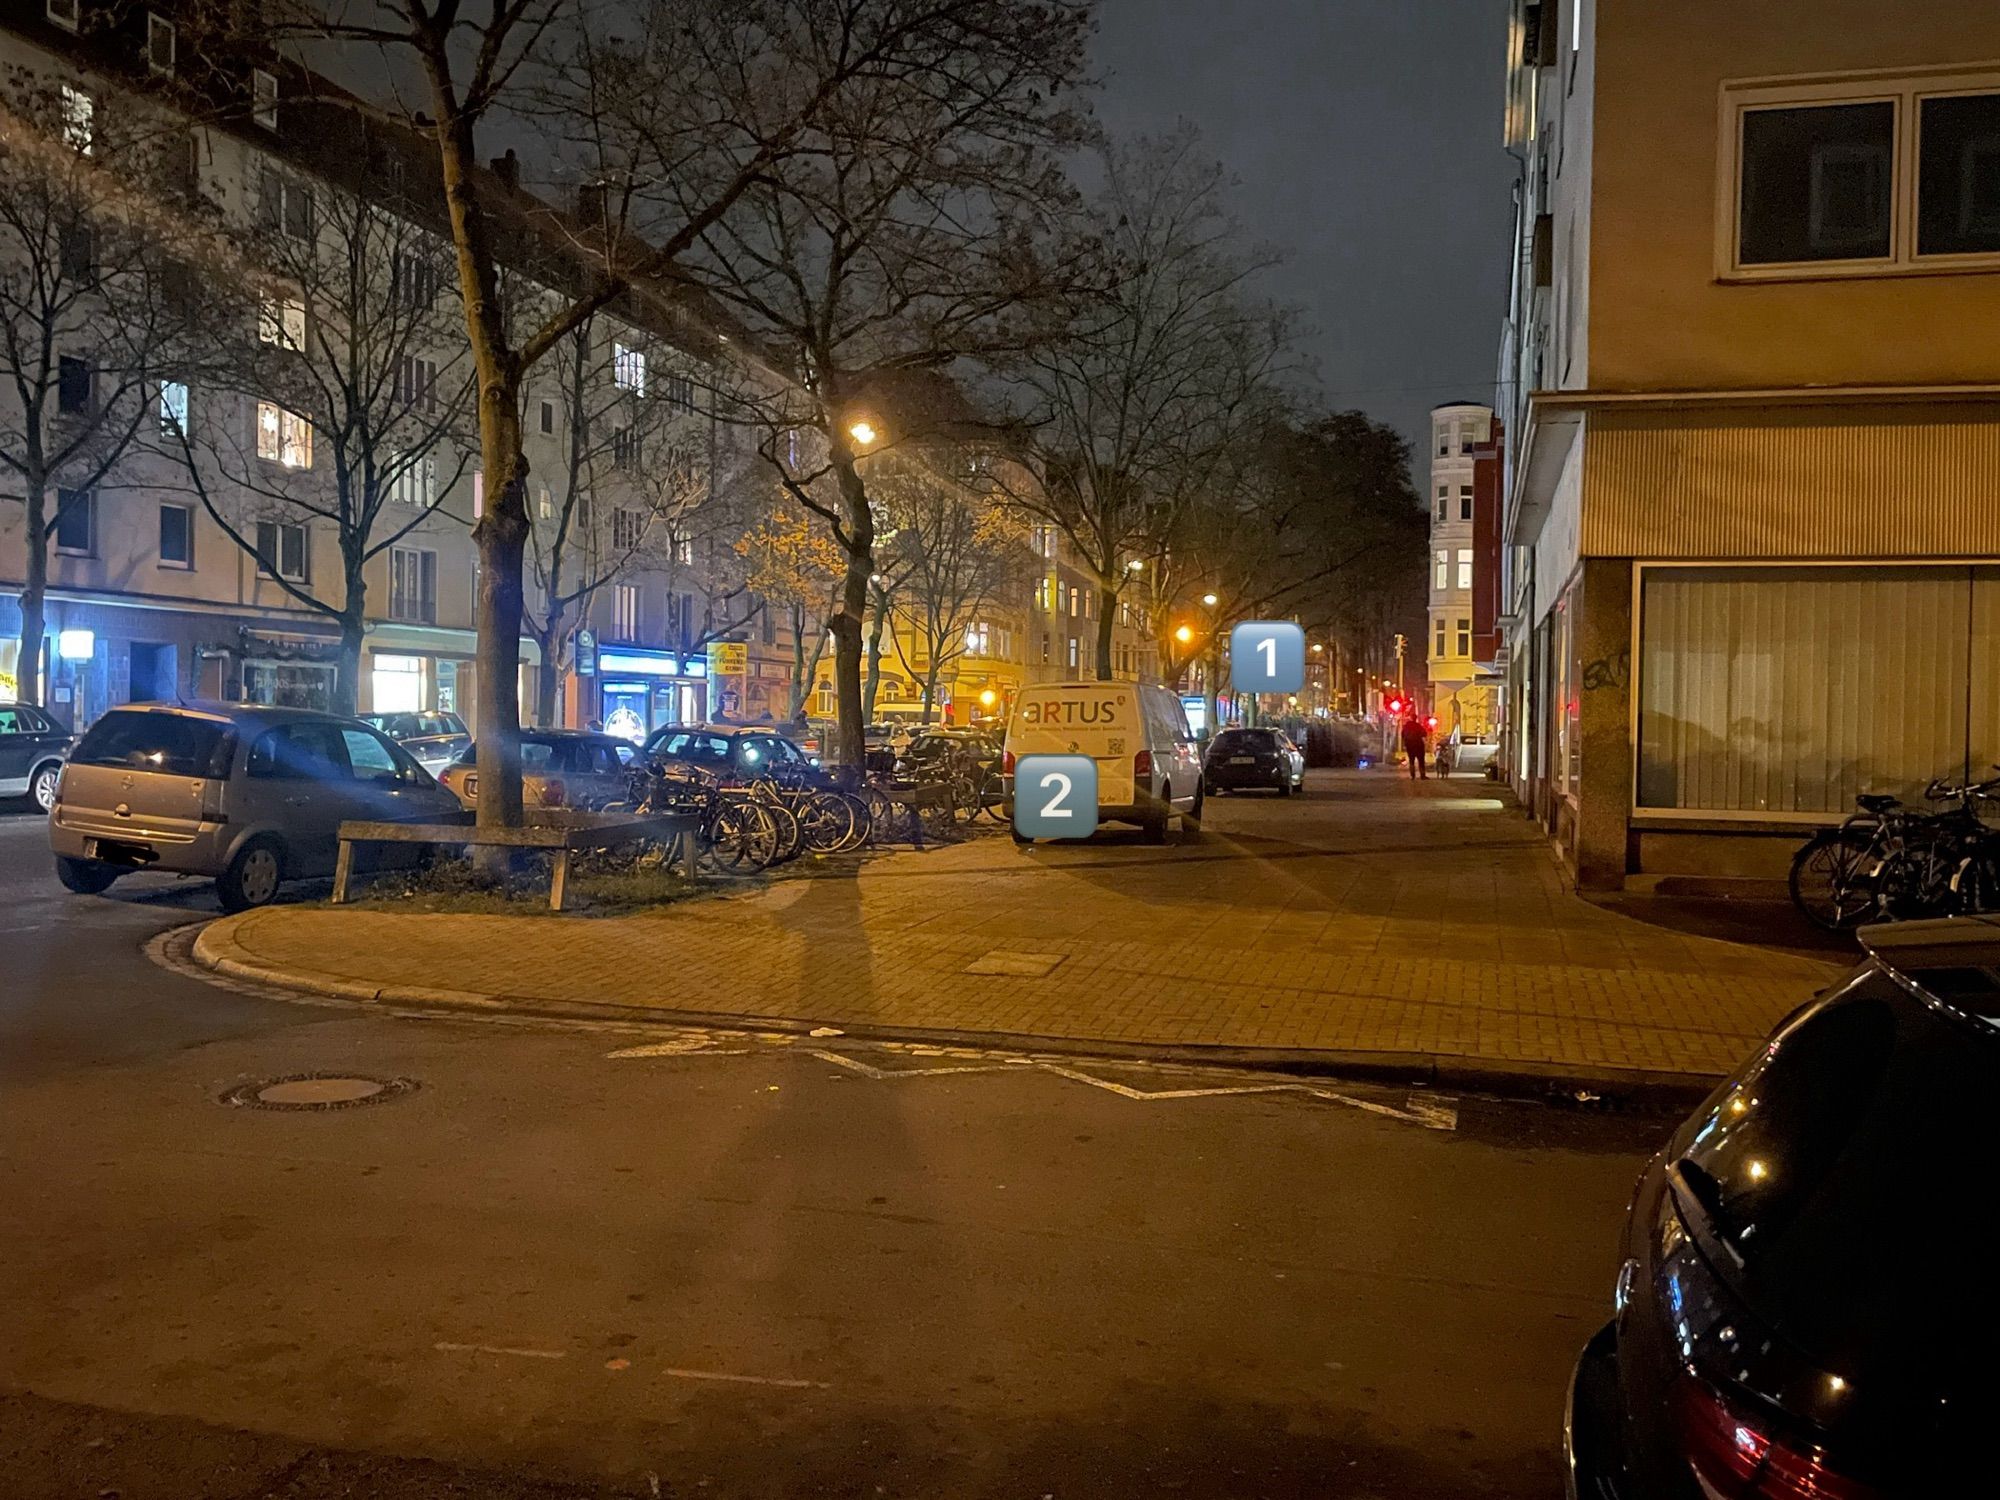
[1127,559,1145,573]
[1201,592,1218,607]
[849,419,879,447]
[1174,625,1194,644]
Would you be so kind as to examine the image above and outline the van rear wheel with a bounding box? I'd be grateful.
[1141,786,1171,844]
[55,855,119,895]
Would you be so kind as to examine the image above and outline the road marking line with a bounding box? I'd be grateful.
[434,1341,567,1359]
[806,1048,1010,1080]
[659,1366,828,1390]
[605,1040,753,1059]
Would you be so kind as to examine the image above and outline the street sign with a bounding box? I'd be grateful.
[708,641,748,676]
[573,628,597,677]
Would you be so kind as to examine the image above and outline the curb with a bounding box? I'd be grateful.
[189,916,1728,1110]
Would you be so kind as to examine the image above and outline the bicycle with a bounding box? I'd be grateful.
[620,760,781,875]
[1789,772,2000,929]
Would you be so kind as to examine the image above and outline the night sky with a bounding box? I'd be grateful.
[1090,0,1515,461]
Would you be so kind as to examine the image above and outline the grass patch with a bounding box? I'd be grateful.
[338,850,719,916]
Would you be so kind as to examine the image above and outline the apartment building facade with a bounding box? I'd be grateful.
[1498,0,2000,888]
[1,3,735,739]
[1425,402,1496,738]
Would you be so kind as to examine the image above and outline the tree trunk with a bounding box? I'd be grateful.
[863,586,888,721]
[1203,643,1220,738]
[922,664,941,723]
[1094,580,1116,681]
[787,602,810,720]
[333,609,364,719]
[828,453,875,772]
[17,480,48,710]
[535,648,563,729]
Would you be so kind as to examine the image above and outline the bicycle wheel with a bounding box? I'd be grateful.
[835,792,873,851]
[1789,826,1881,930]
[764,801,805,864]
[703,803,779,875]
[798,793,856,854]
[976,769,1008,823]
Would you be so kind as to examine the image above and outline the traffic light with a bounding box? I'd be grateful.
[1425,715,1438,731]
[1385,695,1405,715]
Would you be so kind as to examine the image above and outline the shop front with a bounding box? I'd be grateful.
[592,645,707,744]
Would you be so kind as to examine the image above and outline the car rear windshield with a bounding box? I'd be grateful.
[71,711,232,778]
[1669,971,2000,1374]
[1212,729,1274,749]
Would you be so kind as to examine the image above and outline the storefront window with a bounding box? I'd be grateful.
[370,653,426,714]
[1638,566,1999,814]
[244,661,336,711]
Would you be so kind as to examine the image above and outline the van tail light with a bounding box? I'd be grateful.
[1134,749,1153,779]
[1002,751,1016,775]
[539,779,567,807]
[1677,1379,1879,1500]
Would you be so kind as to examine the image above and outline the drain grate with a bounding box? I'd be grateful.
[220,1073,419,1112]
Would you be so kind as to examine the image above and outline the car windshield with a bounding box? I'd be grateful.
[362,713,421,738]
[1213,730,1273,750]
[70,711,232,777]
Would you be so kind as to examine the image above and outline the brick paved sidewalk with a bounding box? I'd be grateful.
[194,771,1846,1092]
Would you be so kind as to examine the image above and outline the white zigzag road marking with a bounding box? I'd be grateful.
[807,1048,1013,1080]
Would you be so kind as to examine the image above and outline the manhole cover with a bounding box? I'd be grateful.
[220,1073,419,1112]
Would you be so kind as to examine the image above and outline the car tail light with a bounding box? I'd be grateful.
[539,779,567,807]
[1134,749,1153,779]
[1002,751,1016,775]
[1677,1379,1879,1499]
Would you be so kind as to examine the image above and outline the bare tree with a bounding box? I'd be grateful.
[522,315,754,725]
[661,2,1094,769]
[0,68,207,708]
[735,484,842,722]
[155,179,473,714]
[995,130,1294,680]
[877,457,1028,722]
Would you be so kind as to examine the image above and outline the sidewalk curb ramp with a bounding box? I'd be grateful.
[190,914,1731,1110]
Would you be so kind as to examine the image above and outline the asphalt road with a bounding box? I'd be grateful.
[0,792,1671,1499]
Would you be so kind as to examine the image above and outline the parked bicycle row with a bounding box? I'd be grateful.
[1788,769,2000,931]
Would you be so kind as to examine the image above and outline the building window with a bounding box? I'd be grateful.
[536,485,552,520]
[57,355,91,413]
[397,355,438,410]
[611,426,640,470]
[612,508,645,551]
[60,225,93,281]
[611,584,640,641]
[146,13,178,74]
[965,620,989,656]
[1040,632,1050,664]
[1460,423,1475,454]
[1638,565,2000,815]
[1067,636,1079,669]
[1739,102,1894,265]
[158,379,189,436]
[389,453,436,508]
[674,535,694,565]
[1433,549,1449,590]
[815,683,835,717]
[391,251,439,310]
[1068,585,1080,617]
[256,402,313,467]
[54,488,93,555]
[258,294,306,350]
[158,503,193,568]
[1436,429,1449,457]
[613,342,647,395]
[1435,485,1449,523]
[1456,549,1473,590]
[1918,92,2000,257]
[1434,617,1446,659]
[539,399,555,435]
[252,69,278,131]
[261,175,313,239]
[47,1,79,33]
[1459,485,1474,521]
[1456,618,1472,657]
[256,520,308,581]
[59,84,92,154]
[390,547,438,623]
[663,373,694,411]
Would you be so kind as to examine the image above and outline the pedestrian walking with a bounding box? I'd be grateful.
[1399,715,1429,780]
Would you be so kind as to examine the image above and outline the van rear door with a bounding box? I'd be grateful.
[1008,685,1138,806]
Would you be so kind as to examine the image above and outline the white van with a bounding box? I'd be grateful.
[1002,681,1204,843]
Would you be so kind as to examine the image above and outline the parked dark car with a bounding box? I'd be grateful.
[360,710,470,773]
[1566,916,2000,1499]
[1202,726,1305,796]
[438,729,634,811]
[898,726,999,776]
[1,701,73,813]
[642,723,832,787]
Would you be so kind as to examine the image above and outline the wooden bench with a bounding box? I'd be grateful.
[331,810,700,911]
[873,781,956,849]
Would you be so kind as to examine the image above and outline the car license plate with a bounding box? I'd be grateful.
[1230,756,1254,764]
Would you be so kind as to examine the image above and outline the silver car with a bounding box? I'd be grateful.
[48,703,460,911]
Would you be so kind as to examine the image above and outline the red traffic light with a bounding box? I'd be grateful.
[1425,715,1438,730]
[1386,696,1404,714]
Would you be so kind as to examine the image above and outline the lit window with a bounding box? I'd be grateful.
[158,380,189,436]
[611,584,641,641]
[965,621,989,655]
[258,294,305,350]
[255,401,312,468]
[59,84,92,154]
[614,342,647,395]
[389,453,436,508]
[1456,548,1473,590]
[1433,549,1449,590]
